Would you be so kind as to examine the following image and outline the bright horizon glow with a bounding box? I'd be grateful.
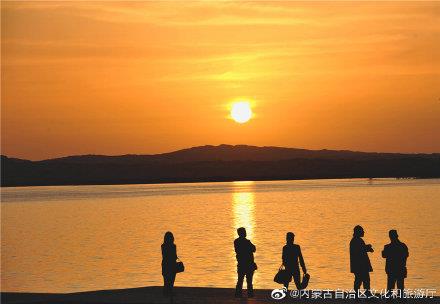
[230,101,252,124]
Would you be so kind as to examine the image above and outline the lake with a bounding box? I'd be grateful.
[1,178,439,293]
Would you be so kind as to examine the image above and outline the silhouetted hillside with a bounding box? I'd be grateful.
[2,145,439,186]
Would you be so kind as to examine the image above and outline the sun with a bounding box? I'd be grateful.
[231,101,252,123]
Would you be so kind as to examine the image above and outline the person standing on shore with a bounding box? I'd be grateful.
[282,232,308,290]
[382,229,409,296]
[234,227,256,298]
[350,225,374,297]
[161,231,178,297]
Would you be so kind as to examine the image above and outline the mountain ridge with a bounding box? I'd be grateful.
[2,144,439,187]
[3,144,439,163]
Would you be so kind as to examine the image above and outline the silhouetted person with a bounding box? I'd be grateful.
[234,227,256,298]
[350,225,374,296]
[282,232,307,290]
[382,230,409,296]
[162,231,178,297]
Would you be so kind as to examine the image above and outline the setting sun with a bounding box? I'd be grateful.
[231,101,252,124]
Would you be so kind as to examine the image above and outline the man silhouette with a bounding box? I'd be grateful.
[282,232,307,290]
[382,230,409,296]
[350,225,374,297]
[234,227,256,298]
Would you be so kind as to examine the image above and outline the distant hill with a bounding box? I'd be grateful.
[2,144,439,187]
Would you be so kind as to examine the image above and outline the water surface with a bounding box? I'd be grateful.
[1,178,439,292]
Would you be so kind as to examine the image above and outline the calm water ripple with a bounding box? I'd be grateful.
[1,178,439,292]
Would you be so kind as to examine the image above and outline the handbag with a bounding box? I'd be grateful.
[300,273,310,289]
[251,262,258,271]
[274,265,291,284]
[175,258,185,273]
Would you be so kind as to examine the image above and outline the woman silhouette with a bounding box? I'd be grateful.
[161,231,178,296]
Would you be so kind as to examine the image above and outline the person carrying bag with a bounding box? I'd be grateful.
[277,232,310,290]
[161,232,182,297]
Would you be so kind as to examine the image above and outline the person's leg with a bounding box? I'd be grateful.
[169,272,176,296]
[283,274,291,290]
[397,277,404,290]
[363,272,372,296]
[293,271,301,290]
[246,271,254,297]
[235,270,245,297]
[354,273,362,291]
[283,268,292,290]
[397,277,405,298]
[386,275,396,298]
[163,274,171,296]
[387,275,396,291]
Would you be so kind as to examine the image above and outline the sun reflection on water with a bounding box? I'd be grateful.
[232,192,255,236]
[232,182,256,239]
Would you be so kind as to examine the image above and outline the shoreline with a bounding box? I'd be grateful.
[1,176,437,188]
[2,287,439,304]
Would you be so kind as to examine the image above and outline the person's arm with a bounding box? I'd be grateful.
[298,246,307,273]
[249,240,256,252]
[234,240,238,254]
[282,246,287,265]
[349,239,356,257]
[405,244,409,258]
[162,244,173,261]
[382,245,387,258]
[363,239,374,252]
[173,245,177,260]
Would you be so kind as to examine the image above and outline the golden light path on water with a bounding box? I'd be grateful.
[233,190,255,238]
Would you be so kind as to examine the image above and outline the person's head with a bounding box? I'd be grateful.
[164,231,174,244]
[237,227,246,238]
[286,232,295,244]
[389,229,399,242]
[353,225,365,237]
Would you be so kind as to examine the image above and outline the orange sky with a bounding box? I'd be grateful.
[2,1,440,160]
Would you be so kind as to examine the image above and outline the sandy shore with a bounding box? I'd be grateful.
[2,287,439,304]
